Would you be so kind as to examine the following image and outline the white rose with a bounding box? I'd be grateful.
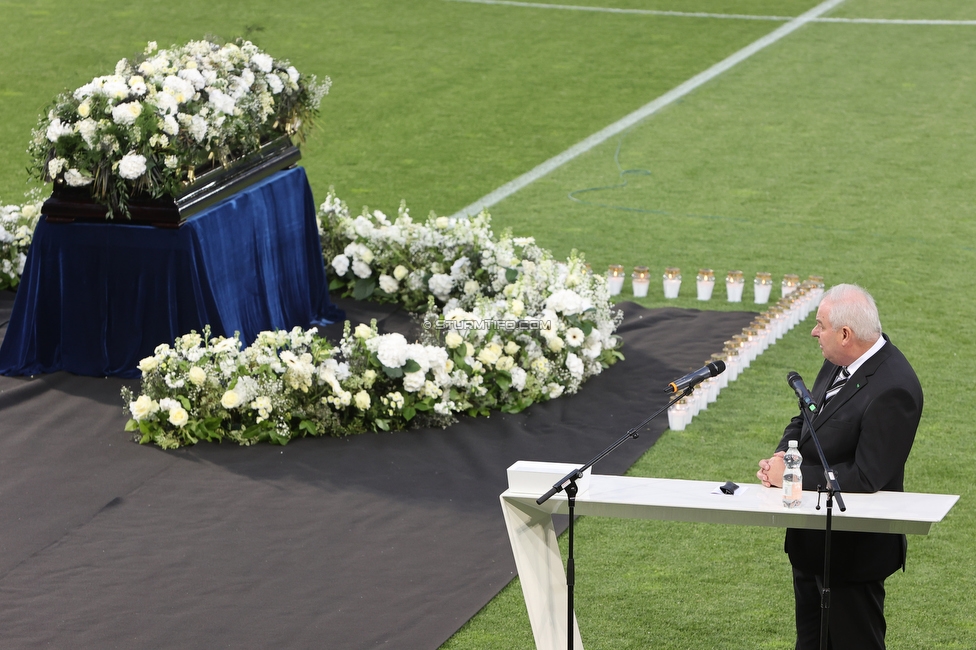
[510,299,524,317]
[221,390,242,409]
[463,279,480,296]
[354,323,374,339]
[188,366,207,386]
[130,395,159,421]
[548,336,565,353]
[444,332,463,349]
[354,390,371,410]
[138,356,158,373]
[379,274,399,294]
[168,406,189,427]
[331,254,350,276]
[118,152,147,179]
[393,265,409,281]
[547,383,564,399]
[496,355,515,371]
[358,247,374,264]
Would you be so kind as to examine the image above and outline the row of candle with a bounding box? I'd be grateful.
[607,266,808,304]
[666,277,825,431]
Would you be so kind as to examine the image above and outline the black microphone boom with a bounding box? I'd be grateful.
[664,360,726,393]
[787,371,817,413]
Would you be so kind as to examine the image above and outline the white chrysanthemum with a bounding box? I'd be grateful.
[118,153,147,179]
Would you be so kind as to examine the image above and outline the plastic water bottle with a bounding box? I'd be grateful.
[782,440,803,508]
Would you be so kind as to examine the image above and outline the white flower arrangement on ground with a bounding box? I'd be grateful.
[0,198,43,291]
[319,191,624,415]
[122,193,623,448]
[29,38,329,218]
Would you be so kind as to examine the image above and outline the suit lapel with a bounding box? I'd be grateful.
[802,338,892,443]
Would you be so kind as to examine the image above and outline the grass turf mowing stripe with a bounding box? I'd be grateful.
[449,0,847,219]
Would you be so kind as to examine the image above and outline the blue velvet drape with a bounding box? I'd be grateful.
[0,167,343,378]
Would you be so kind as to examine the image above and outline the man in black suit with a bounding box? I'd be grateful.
[757,284,923,650]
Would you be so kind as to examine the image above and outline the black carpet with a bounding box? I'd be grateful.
[0,291,755,649]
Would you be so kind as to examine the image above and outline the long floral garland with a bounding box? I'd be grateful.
[0,199,43,291]
[116,193,623,448]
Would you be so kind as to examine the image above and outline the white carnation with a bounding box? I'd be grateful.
[402,371,426,393]
[331,254,350,276]
[566,352,584,378]
[189,115,208,142]
[428,273,454,301]
[266,73,284,94]
[45,118,74,142]
[118,152,147,180]
[510,366,527,391]
[352,260,372,279]
[251,52,274,73]
[64,168,93,187]
[375,333,409,369]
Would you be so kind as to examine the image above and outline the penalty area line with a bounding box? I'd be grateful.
[449,0,848,219]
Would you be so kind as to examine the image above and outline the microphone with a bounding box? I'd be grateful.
[787,371,817,413]
[664,360,726,393]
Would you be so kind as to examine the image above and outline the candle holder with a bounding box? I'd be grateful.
[754,271,773,304]
[663,267,681,299]
[781,273,800,298]
[632,266,650,298]
[607,264,625,296]
[667,398,690,431]
[725,270,744,302]
[696,268,715,301]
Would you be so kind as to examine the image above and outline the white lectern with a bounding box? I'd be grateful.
[500,460,959,650]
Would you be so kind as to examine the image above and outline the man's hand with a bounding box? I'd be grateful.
[757,451,786,488]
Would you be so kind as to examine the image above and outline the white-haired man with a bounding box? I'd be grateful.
[758,284,923,649]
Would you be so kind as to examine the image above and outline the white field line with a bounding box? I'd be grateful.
[449,0,847,218]
[448,0,792,21]
[448,0,976,26]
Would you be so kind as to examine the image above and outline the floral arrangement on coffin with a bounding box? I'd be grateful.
[122,194,624,448]
[318,192,624,415]
[29,39,329,218]
[0,198,43,291]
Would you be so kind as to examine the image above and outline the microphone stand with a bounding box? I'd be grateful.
[795,402,846,650]
[537,385,694,650]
